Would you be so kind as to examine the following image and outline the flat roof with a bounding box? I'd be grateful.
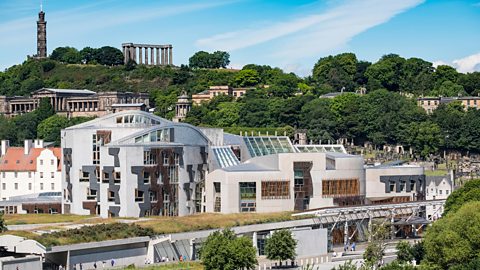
[47,236,151,253]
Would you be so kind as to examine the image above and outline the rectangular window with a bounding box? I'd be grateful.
[14,183,18,190]
[143,150,157,165]
[87,188,97,200]
[40,172,43,178]
[239,182,256,212]
[389,181,395,192]
[410,180,416,191]
[322,179,360,197]
[2,183,5,190]
[14,172,18,178]
[261,181,290,199]
[28,183,32,190]
[51,159,54,165]
[143,171,150,184]
[169,166,178,183]
[108,190,115,202]
[40,183,44,190]
[135,189,144,202]
[439,190,442,195]
[51,183,55,190]
[51,172,55,178]
[80,171,89,182]
[163,152,169,165]
[40,159,43,165]
[103,172,110,183]
[28,172,32,178]
[399,181,406,192]
[446,190,449,195]
[149,191,157,202]
[294,170,304,188]
[1,172,4,178]
[114,171,121,184]
[174,153,180,165]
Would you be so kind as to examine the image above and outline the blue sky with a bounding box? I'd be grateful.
[0,0,479,76]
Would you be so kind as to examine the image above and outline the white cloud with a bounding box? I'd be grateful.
[196,0,424,63]
[452,53,480,73]
[433,53,480,73]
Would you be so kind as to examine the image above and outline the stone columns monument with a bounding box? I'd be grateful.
[121,43,173,66]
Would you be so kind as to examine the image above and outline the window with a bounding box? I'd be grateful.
[399,181,406,192]
[1,183,4,190]
[322,179,360,197]
[168,166,178,183]
[51,172,55,178]
[114,171,121,184]
[143,150,157,165]
[174,153,180,165]
[14,183,18,190]
[135,189,144,202]
[1,172,4,178]
[14,172,17,178]
[143,171,150,184]
[87,188,97,200]
[40,172,43,178]
[439,190,442,195]
[103,172,110,182]
[51,183,55,190]
[239,182,256,212]
[108,190,115,202]
[80,171,89,182]
[149,191,157,202]
[28,183,32,190]
[389,181,395,192]
[40,183,44,190]
[163,152,169,165]
[410,180,415,191]
[261,181,290,199]
[294,170,304,188]
[28,172,31,178]
[51,159,54,165]
[446,190,449,195]
[40,159,43,165]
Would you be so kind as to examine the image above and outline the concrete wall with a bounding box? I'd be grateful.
[0,256,42,270]
[68,243,147,269]
[292,228,328,258]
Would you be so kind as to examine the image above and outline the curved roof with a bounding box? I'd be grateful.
[65,110,170,130]
[110,122,211,145]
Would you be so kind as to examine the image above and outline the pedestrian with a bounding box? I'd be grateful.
[111,259,115,267]
[332,251,337,257]
[79,263,83,270]
[102,261,106,268]
[351,242,356,251]
[93,262,97,269]
[344,243,348,252]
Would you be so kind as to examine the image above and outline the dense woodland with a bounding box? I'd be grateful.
[1,49,480,156]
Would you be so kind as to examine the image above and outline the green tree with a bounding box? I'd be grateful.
[0,212,6,233]
[430,80,466,97]
[199,229,257,270]
[212,51,230,68]
[35,98,55,122]
[403,121,443,158]
[364,222,389,268]
[50,46,81,64]
[233,69,260,87]
[94,46,124,66]
[189,51,230,69]
[365,54,406,92]
[423,201,480,269]
[79,47,97,64]
[37,115,70,145]
[264,229,297,266]
[395,241,414,264]
[313,53,358,91]
[444,178,480,215]
[331,260,358,270]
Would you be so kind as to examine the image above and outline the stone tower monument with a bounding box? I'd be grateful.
[36,6,47,58]
[173,93,192,123]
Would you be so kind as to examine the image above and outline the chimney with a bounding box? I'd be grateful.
[24,140,33,155]
[34,139,44,148]
[1,140,9,156]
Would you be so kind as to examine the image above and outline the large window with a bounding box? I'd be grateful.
[239,182,256,212]
[261,181,290,199]
[322,179,360,197]
[143,150,157,165]
[294,170,304,188]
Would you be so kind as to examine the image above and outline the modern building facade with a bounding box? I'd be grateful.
[0,88,149,117]
[0,139,61,201]
[61,111,210,218]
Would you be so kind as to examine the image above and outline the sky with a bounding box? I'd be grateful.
[0,0,480,76]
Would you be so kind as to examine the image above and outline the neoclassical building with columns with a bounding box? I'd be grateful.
[122,43,173,66]
[0,88,149,117]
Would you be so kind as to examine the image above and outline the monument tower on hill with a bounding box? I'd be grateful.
[36,4,47,58]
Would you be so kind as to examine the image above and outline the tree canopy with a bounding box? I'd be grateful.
[199,229,257,270]
[189,51,230,69]
[264,229,297,265]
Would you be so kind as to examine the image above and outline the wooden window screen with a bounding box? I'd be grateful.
[261,181,290,200]
[322,179,360,197]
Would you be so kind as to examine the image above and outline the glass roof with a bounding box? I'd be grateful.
[213,146,240,168]
[243,136,295,157]
[295,145,346,154]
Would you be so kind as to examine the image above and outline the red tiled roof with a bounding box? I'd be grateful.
[0,147,62,172]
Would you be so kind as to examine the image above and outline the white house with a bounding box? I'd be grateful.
[0,139,61,201]
[425,175,453,219]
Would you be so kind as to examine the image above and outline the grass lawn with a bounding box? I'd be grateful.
[136,212,300,234]
[4,214,94,225]
[425,169,448,176]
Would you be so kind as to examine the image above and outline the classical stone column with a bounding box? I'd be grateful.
[150,47,154,66]
[161,48,165,65]
[169,46,173,65]
[138,47,143,64]
[156,48,160,66]
[123,46,127,64]
[145,47,149,65]
[133,47,137,63]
